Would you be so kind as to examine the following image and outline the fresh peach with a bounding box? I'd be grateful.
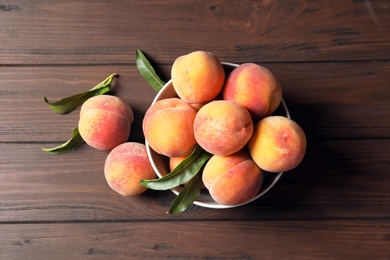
[171,51,225,104]
[143,98,197,157]
[222,63,282,120]
[202,150,263,205]
[78,95,133,150]
[104,142,156,196]
[193,100,253,156]
[248,116,306,172]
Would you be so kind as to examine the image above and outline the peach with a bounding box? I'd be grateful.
[222,63,282,120]
[194,100,253,156]
[248,116,306,173]
[104,142,156,196]
[78,95,133,150]
[202,150,263,205]
[143,98,197,157]
[171,51,225,104]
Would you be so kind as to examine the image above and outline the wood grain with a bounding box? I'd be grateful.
[1,221,389,259]
[0,1,389,65]
[0,139,388,222]
[1,0,390,258]
[1,62,389,142]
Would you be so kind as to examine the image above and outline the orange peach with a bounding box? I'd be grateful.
[78,95,133,150]
[143,98,197,157]
[222,63,282,120]
[248,116,306,172]
[202,150,263,205]
[104,142,156,196]
[194,100,253,156]
[171,51,225,104]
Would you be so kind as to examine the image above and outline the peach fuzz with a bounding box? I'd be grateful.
[171,51,225,104]
[248,116,306,173]
[222,63,282,120]
[78,95,133,150]
[202,150,263,205]
[104,142,156,196]
[143,98,197,157]
[194,100,253,156]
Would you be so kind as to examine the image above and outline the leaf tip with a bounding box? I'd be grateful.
[139,179,146,186]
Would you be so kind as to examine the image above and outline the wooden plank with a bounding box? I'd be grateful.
[0,220,388,259]
[1,62,389,142]
[0,1,389,65]
[0,66,157,143]
[0,139,389,222]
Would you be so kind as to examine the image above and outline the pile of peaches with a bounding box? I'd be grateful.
[144,51,306,206]
[78,50,306,207]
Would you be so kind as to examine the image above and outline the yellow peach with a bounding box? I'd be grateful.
[222,63,282,120]
[194,100,253,156]
[104,142,156,196]
[143,98,197,157]
[202,150,263,205]
[248,116,306,172]
[171,51,225,104]
[78,95,133,150]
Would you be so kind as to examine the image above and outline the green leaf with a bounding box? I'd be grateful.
[42,127,85,154]
[168,172,203,214]
[136,49,166,92]
[43,73,117,114]
[140,145,212,190]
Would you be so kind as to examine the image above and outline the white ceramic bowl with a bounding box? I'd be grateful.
[145,62,290,209]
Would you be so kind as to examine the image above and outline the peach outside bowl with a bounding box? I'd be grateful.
[145,62,290,209]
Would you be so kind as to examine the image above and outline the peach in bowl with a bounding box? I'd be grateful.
[144,62,291,209]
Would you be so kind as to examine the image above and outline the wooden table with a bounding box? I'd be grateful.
[1,1,389,259]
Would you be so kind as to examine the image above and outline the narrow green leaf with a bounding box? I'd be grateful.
[140,146,211,190]
[42,127,85,154]
[136,49,165,92]
[43,73,117,114]
[168,172,203,214]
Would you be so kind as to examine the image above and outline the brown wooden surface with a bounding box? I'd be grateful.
[1,1,389,259]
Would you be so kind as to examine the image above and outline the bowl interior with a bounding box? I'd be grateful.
[145,62,290,209]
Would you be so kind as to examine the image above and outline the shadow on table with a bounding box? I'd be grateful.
[235,100,366,219]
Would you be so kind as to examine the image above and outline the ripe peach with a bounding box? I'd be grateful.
[143,98,197,157]
[248,116,306,172]
[193,100,254,156]
[222,63,282,120]
[78,95,133,150]
[104,142,156,196]
[171,51,225,104]
[202,150,263,205]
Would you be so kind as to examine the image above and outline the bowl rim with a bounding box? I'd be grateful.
[145,61,290,209]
